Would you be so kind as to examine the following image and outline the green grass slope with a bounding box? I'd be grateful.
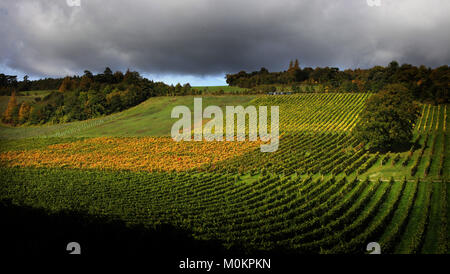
[0,95,255,139]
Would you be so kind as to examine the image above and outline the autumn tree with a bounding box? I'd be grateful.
[59,76,73,92]
[18,102,31,124]
[78,74,92,91]
[2,91,19,124]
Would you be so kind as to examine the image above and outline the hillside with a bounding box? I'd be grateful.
[0,93,448,254]
[0,95,255,139]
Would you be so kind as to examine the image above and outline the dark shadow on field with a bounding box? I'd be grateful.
[0,199,227,258]
[2,199,442,272]
[2,199,444,271]
[0,199,293,261]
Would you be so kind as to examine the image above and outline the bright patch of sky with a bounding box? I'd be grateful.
[145,74,227,87]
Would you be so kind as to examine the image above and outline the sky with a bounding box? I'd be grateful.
[0,0,449,86]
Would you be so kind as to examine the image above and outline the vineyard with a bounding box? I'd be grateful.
[0,93,449,254]
[252,93,371,132]
[0,137,260,172]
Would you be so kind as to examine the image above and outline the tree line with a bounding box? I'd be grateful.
[226,60,449,103]
[0,74,61,95]
[1,68,199,126]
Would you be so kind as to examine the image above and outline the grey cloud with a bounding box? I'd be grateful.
[0,0,449,78]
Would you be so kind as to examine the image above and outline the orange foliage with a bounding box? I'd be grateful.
[0,137,260,172]
[2,91,18,124]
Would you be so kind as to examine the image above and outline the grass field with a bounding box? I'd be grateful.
[0,95,255,138]
[0,93,448,254]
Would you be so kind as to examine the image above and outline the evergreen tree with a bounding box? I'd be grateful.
[104,67,113,83]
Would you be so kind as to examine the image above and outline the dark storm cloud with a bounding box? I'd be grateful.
[0,0,449,78]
